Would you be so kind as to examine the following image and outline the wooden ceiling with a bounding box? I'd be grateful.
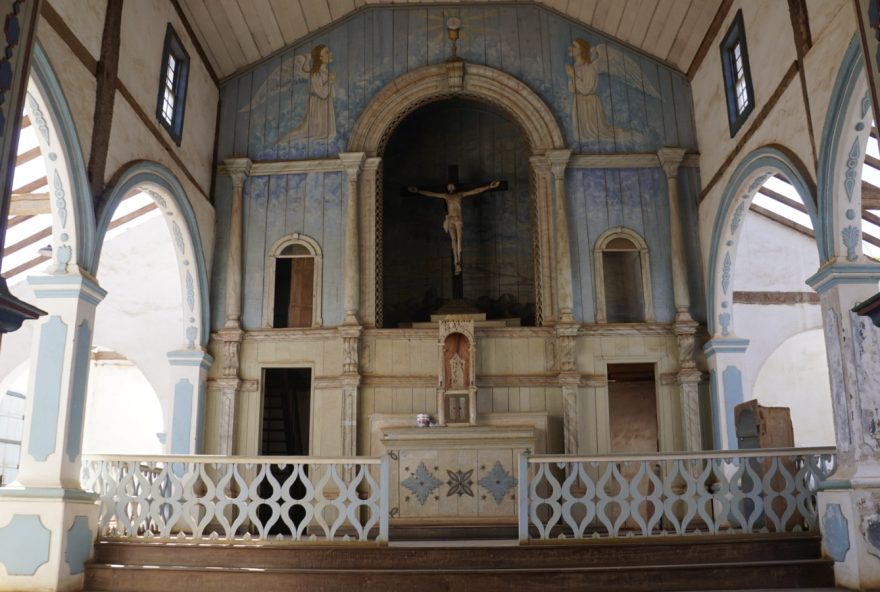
[177,0,724,81]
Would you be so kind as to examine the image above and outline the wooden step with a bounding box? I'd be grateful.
[85,534,833,592]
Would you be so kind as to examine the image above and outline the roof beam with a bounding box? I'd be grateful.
[15,146,41,167]
[9,192,50,216]
[756,187,807,214]
[1,255,50,279]
[13,176,47,195]
[3,226,51,257]
[863,182,880,209]
[749,203,814,238]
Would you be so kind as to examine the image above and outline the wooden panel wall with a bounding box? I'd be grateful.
[216,5,696,161]
[566,167,675,323]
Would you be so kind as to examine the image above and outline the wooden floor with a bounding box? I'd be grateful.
[84,533,834,592]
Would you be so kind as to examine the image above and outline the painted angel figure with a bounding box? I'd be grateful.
[565,38,659,142]
[241,44,337,144]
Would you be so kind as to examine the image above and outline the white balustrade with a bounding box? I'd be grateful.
[517,448,836,542]
[81,455,390,543]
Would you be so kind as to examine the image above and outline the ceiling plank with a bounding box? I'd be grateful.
[299,0,332,31]
[207,0,250,72]
[644,0,690,60]
[542,0,570,13]
[238,0,283,57]
[574,0,598,23]
[270,0,309,45]
[183,0,238,76]
[327,0,356,19]
[619,0,657,47]
[687,0,732,80]
[218,0,261,63]
[668,0,719,69]
[13,176,48,195]
[593,0,626,35]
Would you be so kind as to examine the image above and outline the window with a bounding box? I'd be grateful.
[156,24,189,145]
[594,228,654,323]
[264,235,323,328]
[720,10,754,137]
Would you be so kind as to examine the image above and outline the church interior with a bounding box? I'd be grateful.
[0,0,879,590]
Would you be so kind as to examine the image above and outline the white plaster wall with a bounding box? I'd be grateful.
[82,358,164,454]
[734,209,821,292]
[751,329,835,446]
[45,0,106,61]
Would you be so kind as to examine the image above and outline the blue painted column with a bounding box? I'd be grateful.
[703,337,750,450]
[166,350,213,454]
[0,272,105,590]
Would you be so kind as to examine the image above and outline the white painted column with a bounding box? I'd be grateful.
[222,158,252,329]
[0,272,105,591]
[340,152,366,325]
[546,149,575,324]
[702,337,750,450]
[359,157,381,327]
[658,147,703,451]
[166,350,213,454]
[806,264,880,589]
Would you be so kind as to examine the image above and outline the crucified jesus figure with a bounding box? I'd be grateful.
[408,180,500,274]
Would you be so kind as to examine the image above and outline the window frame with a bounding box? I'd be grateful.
[156,24,190,146]
[593,227,654,324]
[263,234,323,329]
[719,10,755,137]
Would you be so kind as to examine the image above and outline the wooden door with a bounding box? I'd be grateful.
[288,258,314,328]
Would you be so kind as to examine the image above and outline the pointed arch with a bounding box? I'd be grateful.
[706,146,818,337]
[26,42,95,271]
[816,35,873,264]
[94,161,210,347]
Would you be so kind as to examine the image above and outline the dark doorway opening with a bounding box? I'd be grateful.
[260,368,312,533]
[607,363,658,454]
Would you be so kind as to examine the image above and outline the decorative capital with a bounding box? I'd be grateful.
[362,156,382,173]
[167,349,214,370]
[806,261,880,294]
[339,152,366,180]
[703,337,750,357]
[657,147,686,179]
[28,270,107,307]
[223,158,253,185]
[214,327,244,343]
[546,149,572,177]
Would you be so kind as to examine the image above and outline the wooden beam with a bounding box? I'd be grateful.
[13,176,48,195]
[749,203,815,238]
[7,215,34,229]
[21,115,30,129]
[756,187,807,214]
[863,182,880,209]
[863,209,880,228]
[733,290,819,305]
[107,202,158,230]
[3,226,51,257]
[2,255,50,280]
[15,146,41,167]
[88,0,123,202]
[9,193,50,216]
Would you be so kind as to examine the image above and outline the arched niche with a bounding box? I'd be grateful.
[706,146,818,337]
[25,42,95,273]
[593,226,654,323]
[94,161,210,349]
[263,233,323,328]
[347,62,567,327]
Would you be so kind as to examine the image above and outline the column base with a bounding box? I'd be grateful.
[0,486,99,591]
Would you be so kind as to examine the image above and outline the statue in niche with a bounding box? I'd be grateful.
[565,38,659,142]
[443,333,470,389]
[408,180,500,274]
[240,45,337,144]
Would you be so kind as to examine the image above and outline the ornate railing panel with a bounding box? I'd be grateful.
[81,455,389,543]
[518,448,836,542]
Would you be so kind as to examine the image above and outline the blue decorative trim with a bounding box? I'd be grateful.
[729,202,745,235]
[842,225,861,261]
[721,366,744,450]
[66,320,91,462]
[703,337,750,357]
[822,503,850,563]
[0,515,51,576]
[166,350,213,370]
[65,516,92,575]
[806,262,880,294]
[721,252,732,294]
[195,381,206,454]
[844,138,860,203]
[707,147,820,335]
[402,462,442,505]
[709,370,721,449]
[94,162,210,346]
[719,312,731,336]
[478,461,517,504]
[31,42,95,269]
[170,379,193,454]
[817,36,865,262]
[28,274,107,307]
[28,316,66,462]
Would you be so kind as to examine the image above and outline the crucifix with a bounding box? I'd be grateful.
[405,165,507,299]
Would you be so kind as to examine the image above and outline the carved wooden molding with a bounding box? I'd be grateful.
[732,290,821,305]
[568,152,699,170]
[218,158,342,176]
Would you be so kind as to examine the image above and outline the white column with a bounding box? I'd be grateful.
[222,158,252,329]
[657,147,691,320]
[340,152,365,325]
[546,149,575,324]
[166,350,213,454]
[0,272,105,591]
[806,264,880,589]
[703,337,750,450]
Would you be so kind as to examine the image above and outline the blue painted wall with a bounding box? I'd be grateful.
[212,5,698,330]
